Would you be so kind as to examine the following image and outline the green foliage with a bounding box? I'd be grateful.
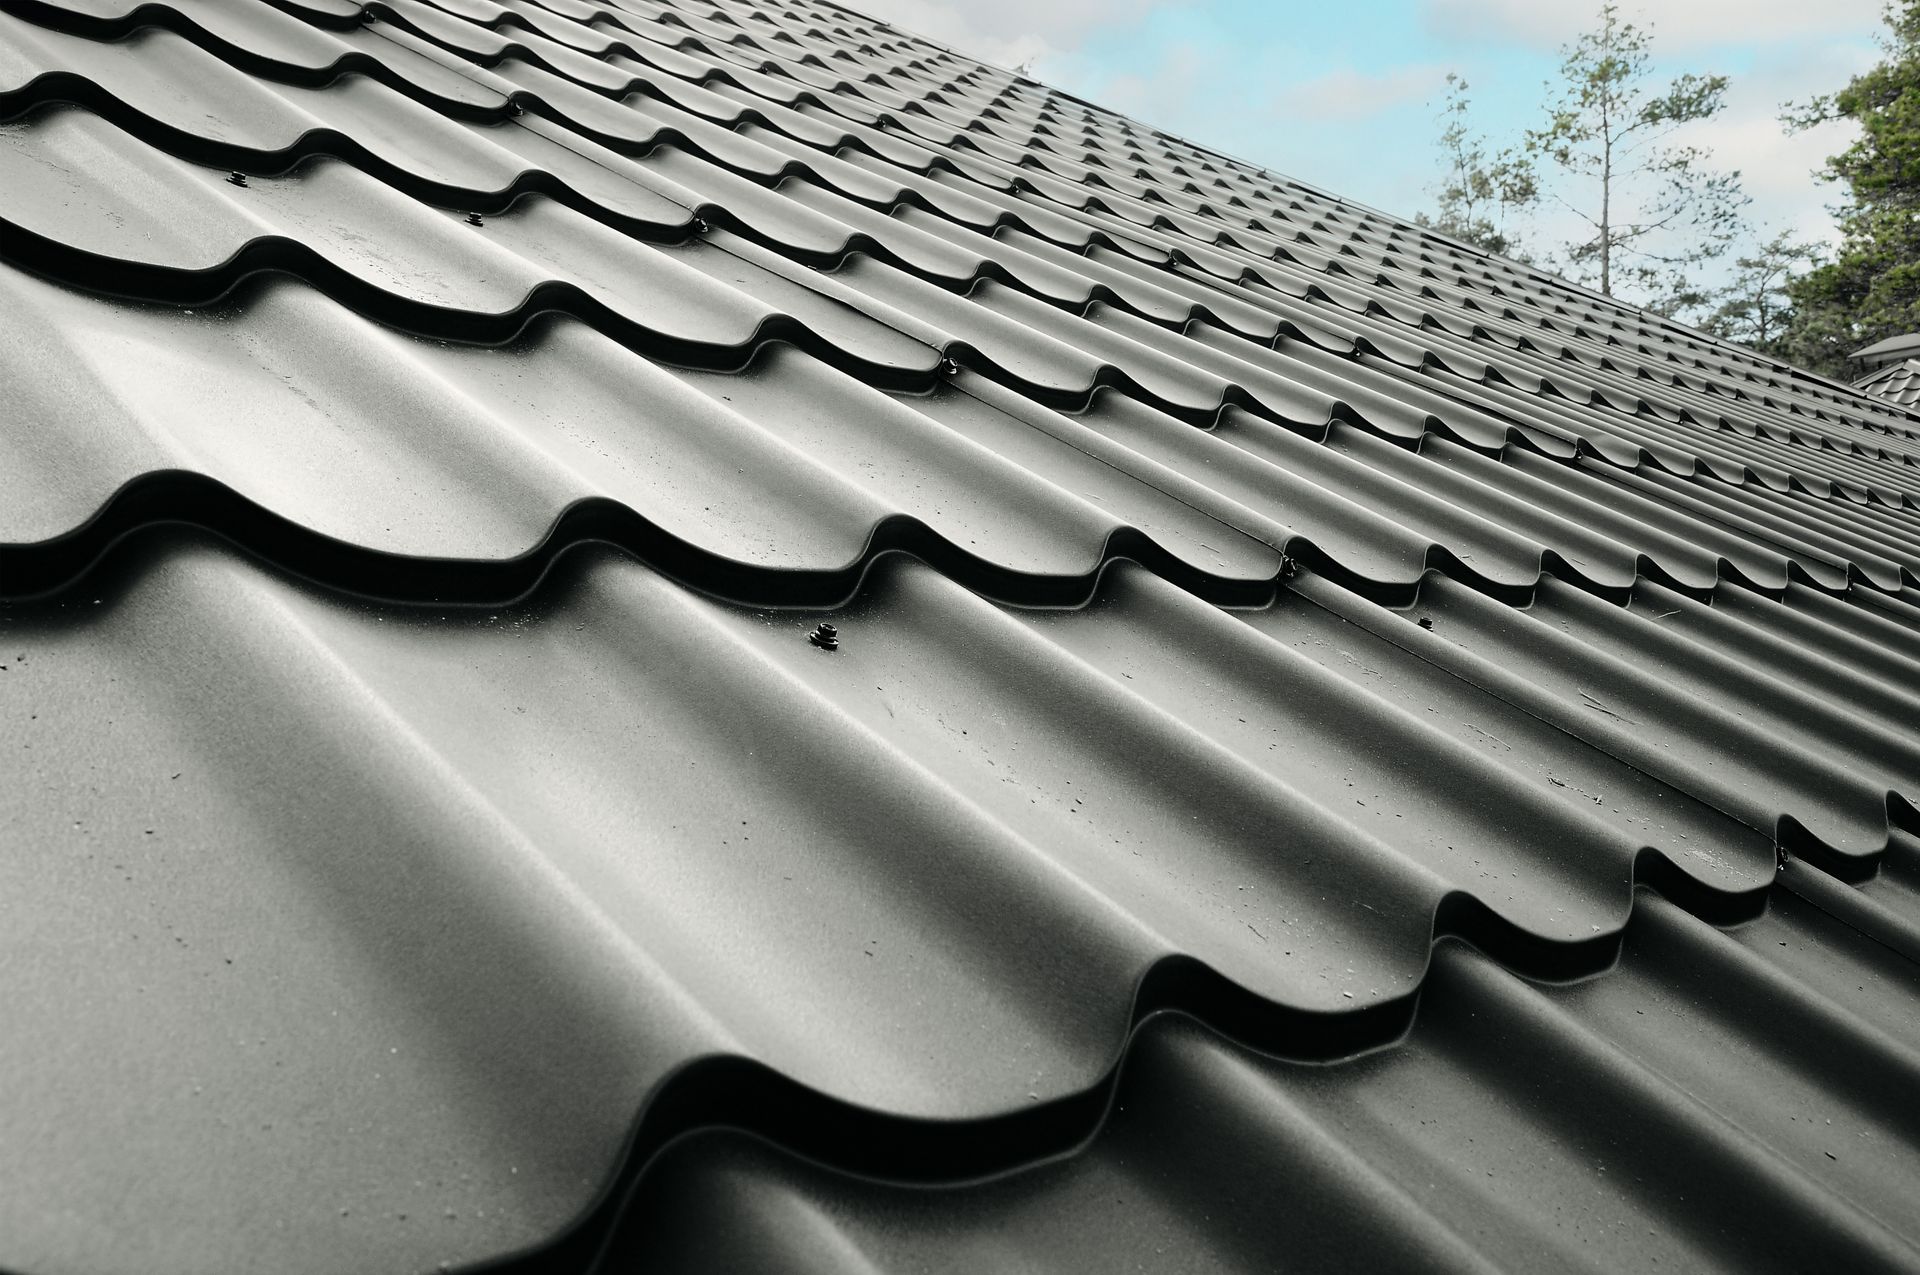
[1779,1,1920,376]
[1419,74,1538,258]
[1523,3,1748,309]
[1702,231,1824,352]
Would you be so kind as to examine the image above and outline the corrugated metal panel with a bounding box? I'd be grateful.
[1,0,1917,1272]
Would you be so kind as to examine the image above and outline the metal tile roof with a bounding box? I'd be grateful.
[1,0,1917,1271]
[1859,358,1920,411]
[1854,333,1920,368]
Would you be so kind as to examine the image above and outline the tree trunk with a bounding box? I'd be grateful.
[1600,119,1613,294]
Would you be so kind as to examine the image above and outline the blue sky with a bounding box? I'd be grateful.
[852,0,1889,295]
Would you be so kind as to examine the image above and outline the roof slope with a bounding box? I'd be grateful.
[1,0,1917,1272]
[1859,357,1920,410]
[1854,332,1920,369]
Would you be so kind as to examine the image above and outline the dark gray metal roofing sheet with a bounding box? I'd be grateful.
[1860,359,1920,411]
[1,0,1918,1271]
[1855,334,1920,365]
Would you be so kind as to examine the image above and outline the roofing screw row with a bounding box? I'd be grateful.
[808,623,839,652]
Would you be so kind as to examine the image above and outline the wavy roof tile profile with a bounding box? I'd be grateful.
[1859,358,1920,411]
[1,0,1918,1272]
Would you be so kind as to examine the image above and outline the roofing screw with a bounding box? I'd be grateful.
[807,622,839,652]
[690,216,710,235]
[466,212,485,226]
[1278,555,1300,581]
[940,356,960,376]
[1416,616,1433,630]
[226,171,249,187]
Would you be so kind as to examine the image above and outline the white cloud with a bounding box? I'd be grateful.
[839,0,1170,70]
[1274,65,1449,122]
[1421,0,1888,51]
[1665,51,1873,248]
[1078,42,1212,128]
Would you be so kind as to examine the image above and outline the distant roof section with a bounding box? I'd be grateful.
[1851,331,1920,371]
[1856,356,1920,408]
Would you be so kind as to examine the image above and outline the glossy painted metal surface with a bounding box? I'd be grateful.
[2,0,1917,1271]
[1859,359,1920,410]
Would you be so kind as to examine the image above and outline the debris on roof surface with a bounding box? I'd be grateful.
[1,0,1917,1272]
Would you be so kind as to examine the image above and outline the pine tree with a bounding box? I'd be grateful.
[1419,74,1538,258]
[1703,231,1823,353]
[1525,3,1748,312]
[1780,1,1920,377]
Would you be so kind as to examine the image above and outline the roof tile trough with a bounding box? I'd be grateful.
[2,0,1918,1271]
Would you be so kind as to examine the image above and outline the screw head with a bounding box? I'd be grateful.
[466,212,485,226]
[807,623,839,651]
[226,171,248,187]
